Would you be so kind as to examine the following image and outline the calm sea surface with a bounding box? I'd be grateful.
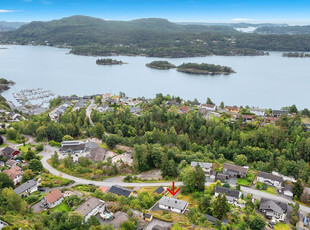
[0,45,309,109]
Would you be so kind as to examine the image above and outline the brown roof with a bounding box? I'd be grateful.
[223,163,248,174]
[201,104,215,108]
[3,166,23,180]
[44,189,63,204]
[179,106,191,113]
[111,211,129,228]
[86,147,106,162]
[98,186,109,194]
[75,197,102,217]
[226,106,239,111]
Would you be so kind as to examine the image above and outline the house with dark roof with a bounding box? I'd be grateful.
[222,163,248,178]
[158,196,188,214]
[257,171,283,187]
[75,197,105,221]
[259,198,287,223]
[61,140,86,153]
[154,186,165,196]
[215,186,242,205]
[108,185,133,198]
[84,147,106,162]
[191,161,213,177]
[14,179,38,196]
[205,214,219,225]
[42,189,64,208]
[272,110,289,117]
[216,173,229,182]
[110,211,129,229]
[1,146,20,160]
[283,184,293,197]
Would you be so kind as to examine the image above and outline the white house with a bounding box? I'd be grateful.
[190,161,212,177]
[214,186,242,206]
[75,197,105,221]
[3,166,23,185]
[259,198,287,223]
[158,196,188,214]
[283,184,293,197]
[42,189,64,208]
[250,108,266,117]
[257,171,283,187]
[14,179,38,196]
[200,104,216,111]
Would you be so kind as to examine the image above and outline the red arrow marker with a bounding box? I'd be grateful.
[167,182,180,196]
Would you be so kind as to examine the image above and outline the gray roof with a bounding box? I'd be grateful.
[257,171,283,183]
[216,173,228,180]
[259,198,287,213]
[109,185,132,198]
[14,179,36,195]
[75,197,102,217]
[284,184,293,192]
[191,161,212,169]
[215,186,241,199]
[87,147,106,162]
[223,163,248,174]
[110,211,129,228]
[5,159,18,167]
[205,214,219,224]
[158,196,188,211]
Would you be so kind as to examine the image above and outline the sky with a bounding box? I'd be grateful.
[1,0,310,24]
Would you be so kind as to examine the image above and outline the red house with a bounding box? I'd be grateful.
[1,147,20,160]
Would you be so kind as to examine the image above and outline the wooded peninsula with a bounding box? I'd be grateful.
[96,58,125,65]
[177,62,235,75]
[282,52,310,58]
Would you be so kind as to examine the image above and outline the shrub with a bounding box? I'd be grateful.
[49,140,61,147]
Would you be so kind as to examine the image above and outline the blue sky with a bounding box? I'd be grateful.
[1,0,310,24]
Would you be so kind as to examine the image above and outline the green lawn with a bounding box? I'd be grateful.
[237,172,256,187]
[257,182,277,195]
[99,142,108,149]
[0,143,8,147]
[51,202,70,212]
[274,223,290,230]
[18,144,32,153]
[7,139,20,144]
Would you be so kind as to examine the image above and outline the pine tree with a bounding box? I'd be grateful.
[195,165,206,191]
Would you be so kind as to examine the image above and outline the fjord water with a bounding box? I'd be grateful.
[0,45,309,109]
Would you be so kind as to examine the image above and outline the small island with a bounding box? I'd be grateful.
[146,60,176,70]
[177,62,235,75]
[0,78,15,93]
[282,52,310,58]
[96,58,126,65]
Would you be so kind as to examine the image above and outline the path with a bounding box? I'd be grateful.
[86,99,96,126]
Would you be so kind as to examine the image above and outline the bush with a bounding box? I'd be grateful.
[49,140,61,147]
[26,195,40,204]
[35,143,44,152]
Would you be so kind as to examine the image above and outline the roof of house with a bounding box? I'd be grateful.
[223,163,248,174]
[110,211,129,228]
[75,197,103,217]
[3,166,23,180]
[191,161,212,169]
[284,184,293,192]
[87,147,106,162]
[14,179,37,195]
[158,196,188,211]
[179,106,191,113]
[98,186,109,194]
[201,104,215,108]
[152,225,168,230]
[154,186,165,195]
[257,171,283,183]
[216,173,228,180]
[205,214,219,224]
[215,186,241,199]
[44,189,63,204]
[259,198,287,213]
[144,213,152,219]
[226,106,239,110]
[2,146,15,155]
[5,159,18,167]
[197,108,210,115]
[109,185,132,198]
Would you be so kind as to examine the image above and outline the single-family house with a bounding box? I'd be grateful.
[1,146,20,160]
[14,179,38,196]
[214,186,242,205]
[110,211,129,229]
[222,163,248,178]
[158,196,188,214]
[165,100,180,106]
[201,104,216,111]
[257,171,283,187]
[216,173,229,182]
[108,185,133,198]
[283,184,293,197]
[259,198,287,223]
[73,99,86,111]
[75,197,105,221]
[226,106,240,113]
[273,110,289,117]
[42,189,64,208]
[144,213,153,222]
[154,186,165,196]
[191,161,212,177]
[61,140,86,153]
[205,214,220,225]
[85,147,106,162]
[98,186,109,194]
[178,106,192,114]
[5,159,18,168]
[250,108,266,117]
[197,108,212,118]
[96,104,111,113]
[130,106,141,115]
[236,114,253,122]
[3,166,23,185]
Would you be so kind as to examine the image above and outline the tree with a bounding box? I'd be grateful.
[249,216,265,230]
[234,154,248,166]
[212,193,230,219]
[7,128,17,140]
[94,123,105,139]
[0,187,27,213]
[0,172,14,189]
[62,135,74,141]
[293,179,304,199]
[195,164,206,191]
[289,104,298,114]
[0,135,3,145]
[133,144,149,171]
[29,159,43,172]
[106,134,119,148]
[22,169,35,182]
[206,97,215,105]
[87,215,101,226]
[182,167,196,192]
[220,101,225,109]
[51,151,60,167]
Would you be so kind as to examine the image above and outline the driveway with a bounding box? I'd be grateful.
[144,219,172,230]
[31,200,44,213]
[86,99,96,126]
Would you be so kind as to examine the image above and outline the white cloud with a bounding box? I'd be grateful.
[232,18,254,21]
[0,9,16,13]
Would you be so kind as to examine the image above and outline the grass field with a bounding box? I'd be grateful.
[257,182,277,195]
[18,144,32,153]
[0,143,8,147]
[237,172,256,187]
[51,202,70,212]
[274,223,290,230]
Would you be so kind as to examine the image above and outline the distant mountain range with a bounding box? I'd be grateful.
[255,25,310,35]
[177,22,289,28]
[0,21,27,32]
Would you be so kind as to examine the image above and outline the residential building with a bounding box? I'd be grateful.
[110,211,129,229]
[257,171,283,187]
[214,186,242,205]
[154,186,165,196]
[49,101,73,121]
[108,185,133,198]
[222,163,248,178]
[272,110,289,117]
[158,196,188,213]
[73,99,86,111]
[1,147,20,160]
[250,108,266,117]
[205,214,219,225]
[197,108,212,118]
[236,114,253,122]
[96,104,111,113]
[165,100,180,106]
[144,213,153,222]
[5,159,18,168]
[130,105,141,115]
[85,147,106,162]
[226,106,240,113]
[61,140,86,153]
[190,161,213,177]
[200,104,216,111]
[216,173,229,182]
[14,179,38,196]
[283,184,293,197]
[98,186,109,194]
[3,166,23,185]
[75,197,105,221]
[259,198,287,223]
[42,189,64,208]
[178,106,192,114]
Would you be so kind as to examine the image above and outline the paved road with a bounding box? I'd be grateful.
[86,99,96,126]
